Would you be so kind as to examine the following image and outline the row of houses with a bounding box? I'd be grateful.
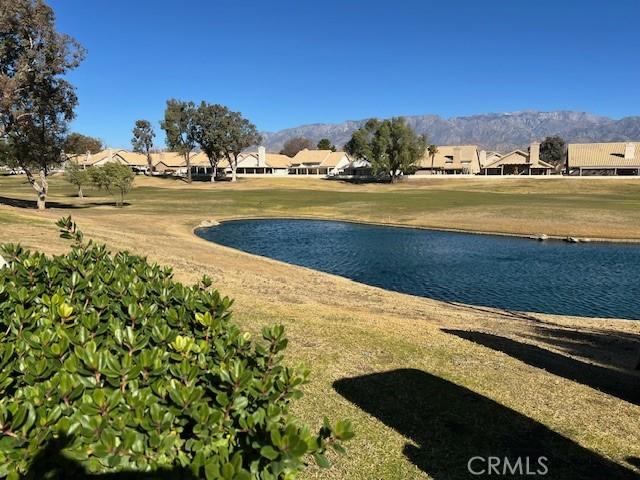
[413,143,554,175]
[411,141,640,176]
[70,141,640,178]
[70,147,352,177]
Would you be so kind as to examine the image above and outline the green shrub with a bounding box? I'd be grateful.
[63,161,91,199]
[89,162,135,207]
[0,217,352,478]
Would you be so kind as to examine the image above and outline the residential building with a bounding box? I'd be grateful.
[69,149,148,171]
[480,143,553,175]
[566,142,640,175]
[288,149,351,175]
[415,146,482,175]
[152,152,189,175]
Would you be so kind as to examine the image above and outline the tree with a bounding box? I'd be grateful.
[222,110,262,182]
[160,99,196,183]
[192,103,262,183]
[280,137,312,157]
[63,132,103,154]
[345,117,427,182]
[0,218,353,476]
[192,102,228,182]
[63,160,90,198]
[4,88,74,209]
[317,138,336,151]
[428,144,439,170]
[131,119,155,173]
[0,0,85,209]
[90,162,135,207]
[540,136,566,171]
[0,139,9,167]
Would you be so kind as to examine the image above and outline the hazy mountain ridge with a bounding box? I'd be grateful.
[261,111,640,152]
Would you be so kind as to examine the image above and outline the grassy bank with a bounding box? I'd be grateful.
[3,174,640,240]
[0,175,639,479]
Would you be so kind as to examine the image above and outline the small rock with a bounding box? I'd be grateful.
[564,237,580,243]
[198,220,219,228]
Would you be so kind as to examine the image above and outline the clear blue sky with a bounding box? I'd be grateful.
[49,0,640,148]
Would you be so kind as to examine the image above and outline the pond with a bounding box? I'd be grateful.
[196,219,640,320]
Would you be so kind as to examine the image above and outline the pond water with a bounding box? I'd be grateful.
[196,219,640,320]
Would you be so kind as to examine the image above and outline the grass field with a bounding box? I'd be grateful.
[1,174,639,479]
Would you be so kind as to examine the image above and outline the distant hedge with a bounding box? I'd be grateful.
[0,217,352,479]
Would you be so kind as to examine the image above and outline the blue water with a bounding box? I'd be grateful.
[196,219,640,320]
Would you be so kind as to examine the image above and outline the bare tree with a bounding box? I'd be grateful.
[280,137,312,157]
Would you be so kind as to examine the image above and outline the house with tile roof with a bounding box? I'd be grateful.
[190,147,291,178]
[68,149,150,173]
[415,145,482,174]
[288,149,351,175]
[566,142,640,175]
[480,143,553,175]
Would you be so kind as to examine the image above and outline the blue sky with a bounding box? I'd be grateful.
[50,0,640,148]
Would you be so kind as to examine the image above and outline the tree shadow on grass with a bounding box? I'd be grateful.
[0,195,129,209]
[440,299,547,324]
[22,435,196,479]
[324,176,391,185]
[443,330,640,405]
[523,325,640,371]
[334,369,639,479]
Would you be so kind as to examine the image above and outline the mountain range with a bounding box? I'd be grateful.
[261,111,640,153]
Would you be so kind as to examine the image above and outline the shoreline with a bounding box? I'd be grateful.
[192,216,640,323]
[194,214,640,245]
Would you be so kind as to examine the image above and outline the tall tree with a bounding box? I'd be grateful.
[193,102,228,182]
[192,103,262,183]
[160,99,196,183]
[345,118,426,183]
[316,138,336,151]
[280,137,312,157]
[1,0,85,209]
[540,136,566,171]
[222,110,262,182]
[131,119,155,173]
[63,132,103,154]
[427,144,439,170]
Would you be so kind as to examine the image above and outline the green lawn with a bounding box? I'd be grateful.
[3,174,640,239]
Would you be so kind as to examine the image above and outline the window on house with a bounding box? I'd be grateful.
[445,155,454,163]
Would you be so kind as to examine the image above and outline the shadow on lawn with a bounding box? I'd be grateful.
[22,435,196,479]
[0,195,128,209]
[444,330,640,405]
[525,324,640,371]
[334,369,639,479]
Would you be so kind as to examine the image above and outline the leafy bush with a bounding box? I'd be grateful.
[89,162,135,207]
[0,217,352,478]
[63,161,91,198]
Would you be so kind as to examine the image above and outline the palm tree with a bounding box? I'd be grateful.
[428,144,439,172]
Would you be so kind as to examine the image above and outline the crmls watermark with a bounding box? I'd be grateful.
[467,456,549,476]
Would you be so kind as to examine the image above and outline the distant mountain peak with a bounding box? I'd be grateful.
[261,110,638,152]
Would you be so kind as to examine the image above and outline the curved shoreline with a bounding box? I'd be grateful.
[193,216,639,322]
[194,214,640,244]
